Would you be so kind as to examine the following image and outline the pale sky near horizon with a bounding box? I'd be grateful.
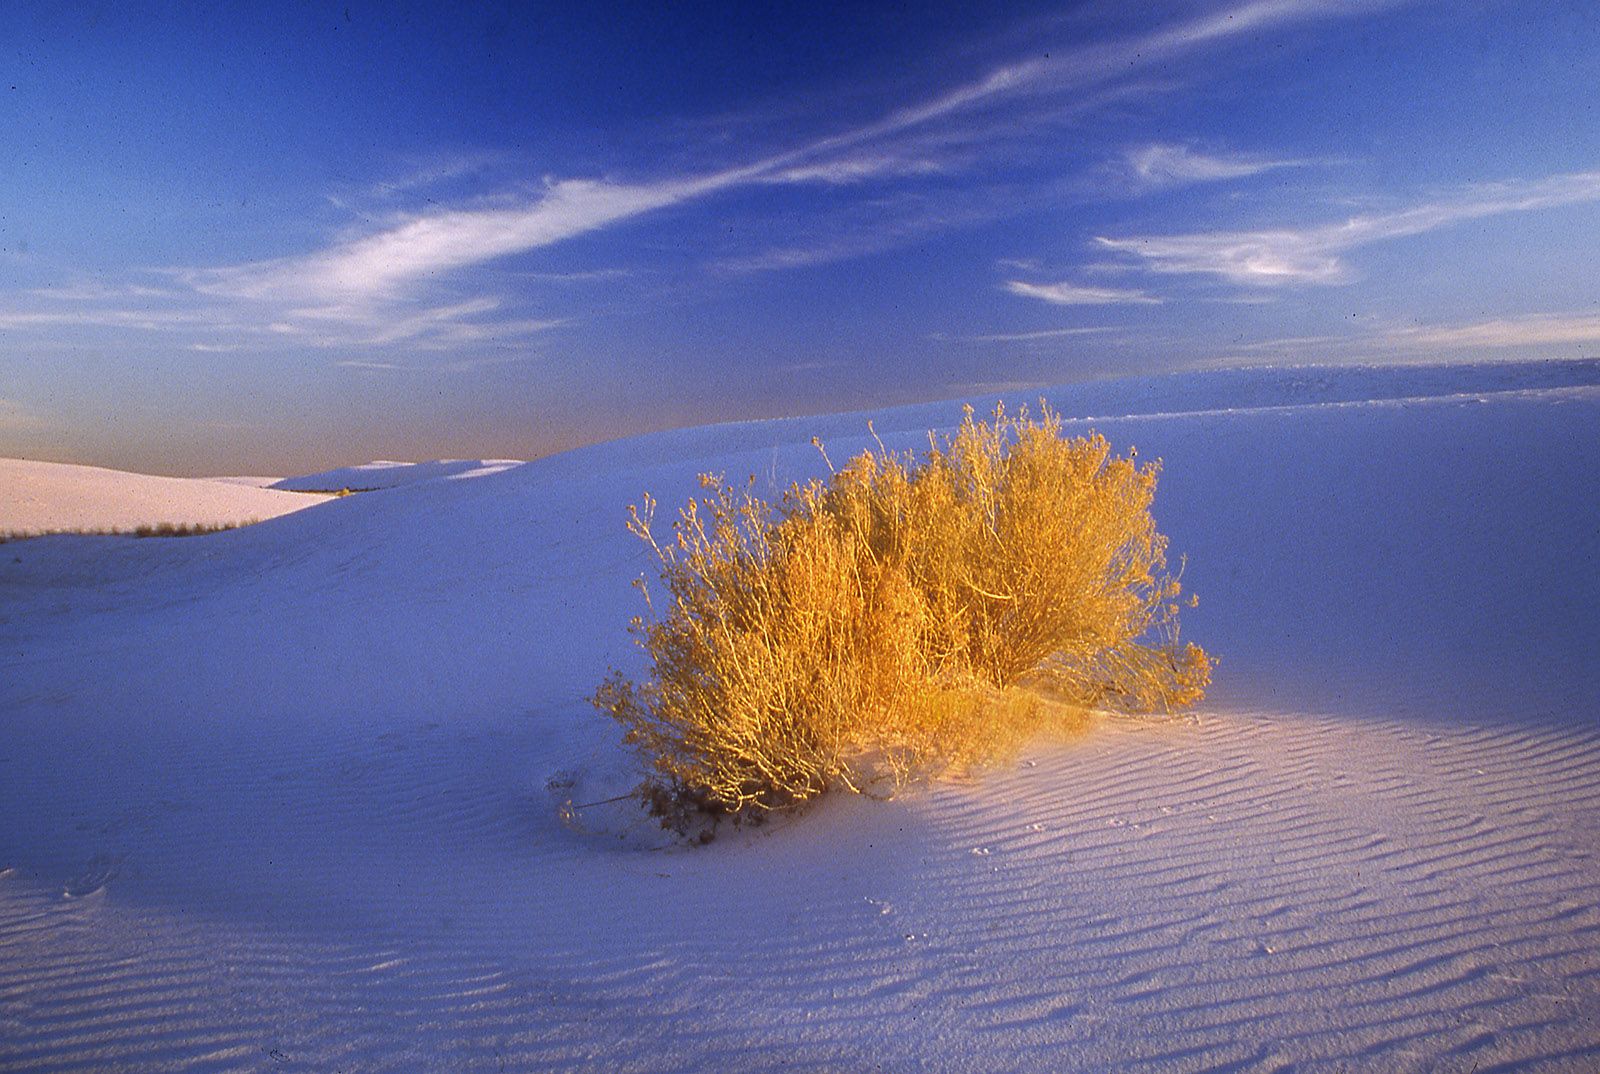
[3,1,1598,476]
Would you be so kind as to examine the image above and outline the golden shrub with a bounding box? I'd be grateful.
[593,404,1211,815]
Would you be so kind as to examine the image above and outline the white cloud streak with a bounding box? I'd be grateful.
[335,359,407,371]
[275,297,564,349]
[1099,170,1600,285]
[1004,280,1161,306]
[1123,143,1311,188]
[0,306,221,332]
[1216,310,1600,366]
[1382,311,1600,350]
[1,276,563,353]
[186,177,720,303]
[932,326,1116,343]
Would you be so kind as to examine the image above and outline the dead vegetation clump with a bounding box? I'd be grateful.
[593,404,1211,821]
[0,520,252,544]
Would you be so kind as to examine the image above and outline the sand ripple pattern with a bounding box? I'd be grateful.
[5,709,1600,1072]
[873,711,1600,1072]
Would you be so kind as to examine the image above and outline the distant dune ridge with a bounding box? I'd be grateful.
[0,457,529,538]
[0,457,329,537]
[2,359,1599,1072]
[269,458,525,492]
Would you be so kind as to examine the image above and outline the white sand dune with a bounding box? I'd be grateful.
[2,359,1599,1072]
[0,457,330,538]
[270,458,525,492]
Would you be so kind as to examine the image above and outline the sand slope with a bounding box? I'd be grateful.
[2,360,1598,1072]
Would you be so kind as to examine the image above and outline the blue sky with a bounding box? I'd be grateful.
[3,0,1598,475]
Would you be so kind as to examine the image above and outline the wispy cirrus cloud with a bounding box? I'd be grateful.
[1,269,566,355]
[1381,311,1600,350]
[274,297,564,349]
[1004,280,1161,306]
[0,304,220,333]
[334,359,407,371]
[751,155,950,186]
[183,177,718,303]
[1,0,1412,357]
[1122,143,1313,188]
[1218,309,1600,366]
[1098,228,1354,286]
[1098,169,1600,286]
[180,0,1408,309]
[931,326,1115,343]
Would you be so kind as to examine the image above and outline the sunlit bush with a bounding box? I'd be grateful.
[593,404,1211,818]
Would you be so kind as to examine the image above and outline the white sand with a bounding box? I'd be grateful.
[0,457,330,537]
[2,360,1598,1072]
[270,458,525,492]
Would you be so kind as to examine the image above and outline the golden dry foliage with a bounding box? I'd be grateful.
[594,404,1212,815]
